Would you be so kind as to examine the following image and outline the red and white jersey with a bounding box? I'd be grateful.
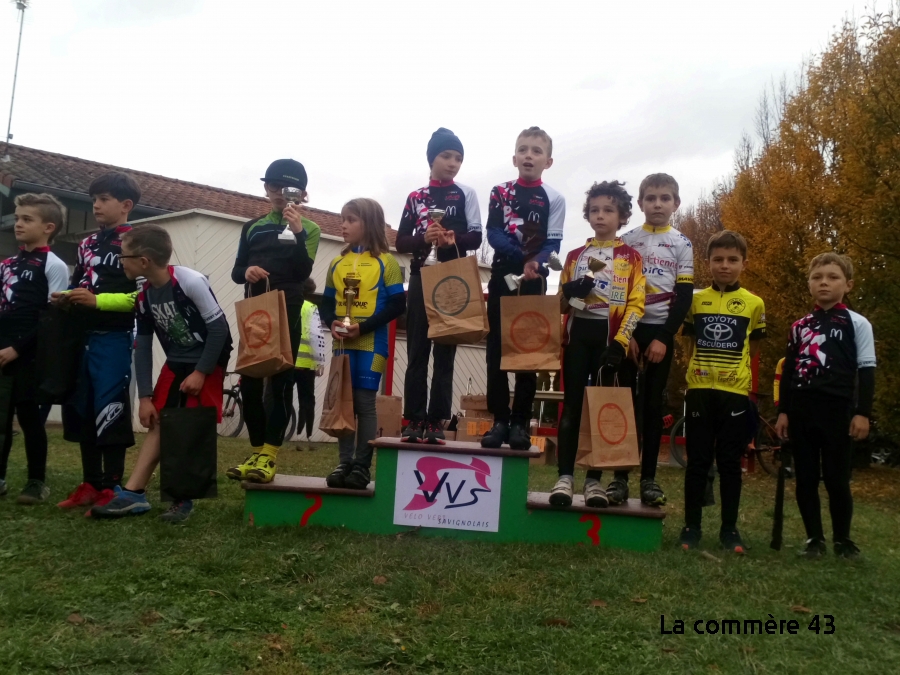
[621,223,693,324]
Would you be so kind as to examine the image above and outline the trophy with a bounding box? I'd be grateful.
[503,251,564,291]
[423,207,446,266]
[334,275,361,335]
[278,187,304,244]
[567,257,607,310]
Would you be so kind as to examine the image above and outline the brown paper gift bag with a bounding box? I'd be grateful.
[234,286,295,379]
[575,384,640,470]
[319,353,356,438]
[500,283,561,372]
[421,254,488,345]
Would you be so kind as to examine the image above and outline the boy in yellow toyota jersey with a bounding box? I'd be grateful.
[679,230,766,554]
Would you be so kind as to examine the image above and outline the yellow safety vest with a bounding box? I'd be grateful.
[295,300,318,370]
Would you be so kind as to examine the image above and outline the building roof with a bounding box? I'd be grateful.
[0,143,394,242]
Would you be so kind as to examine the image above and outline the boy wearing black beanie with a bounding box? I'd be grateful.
[396,128,483,443]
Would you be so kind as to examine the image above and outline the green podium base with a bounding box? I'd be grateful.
[242,438,665,552]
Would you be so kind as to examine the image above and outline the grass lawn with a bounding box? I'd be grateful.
[1,430,899,674]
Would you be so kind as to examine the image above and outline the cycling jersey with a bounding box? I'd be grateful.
[621,223,693,324]
[72,225,137,331]
[396,180,483,275]
[323,248,405,389]
[559,238,645,349]
[683,283,766,395]
[0,247,68,353]
[486,178,565,275]
[780,304,876,403]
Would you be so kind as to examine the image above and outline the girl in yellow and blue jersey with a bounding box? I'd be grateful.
[321,198,406,490]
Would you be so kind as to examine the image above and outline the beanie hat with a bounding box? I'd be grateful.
[426,128,464,166]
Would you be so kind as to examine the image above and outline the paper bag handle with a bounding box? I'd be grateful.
[516,272,548,296]
[247,277,272,298]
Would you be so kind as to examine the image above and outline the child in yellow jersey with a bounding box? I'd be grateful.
[679,230,766,555]
[321,199,406,490]
[551,181,645,508]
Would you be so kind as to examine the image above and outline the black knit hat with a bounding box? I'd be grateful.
[426,128,464,165]
[261,159,308,190]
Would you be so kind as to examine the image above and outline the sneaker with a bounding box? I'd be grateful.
[549,475,574,507]
[0,479,7,497]
[244,453,277,484]
[480,421,509,449]
[159,499,193,524]
[85,488,116,518]
[640,479,667,507]
[798,537,827,559]
[402,420,425,443]
[423,421,446,445]
[679,526,702,551]
[57,482,101,509]
[606,479,629,505]
[225,452,260,481]
[344,464,371,490]
[720,528,747,555]
[90,486,151,518]
[834,539,861,559]
[326,463,352,488]
[508,423,532,451]
[17,480,50,505]
[583,478,609,508]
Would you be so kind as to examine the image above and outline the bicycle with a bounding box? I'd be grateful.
[217,372,297,441]
[668,393,786,477]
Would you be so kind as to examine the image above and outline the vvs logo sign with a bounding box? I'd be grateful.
[404,456,491,511]
[393,451,503,532]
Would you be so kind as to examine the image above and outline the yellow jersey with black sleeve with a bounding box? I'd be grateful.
[682,283,766,395]
[323,248,405,389]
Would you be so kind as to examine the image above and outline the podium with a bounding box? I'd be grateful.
[242,437,665,552]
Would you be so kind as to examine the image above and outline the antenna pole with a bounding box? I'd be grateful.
[3,2,28,161]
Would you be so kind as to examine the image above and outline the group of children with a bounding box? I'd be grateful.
[0,127,877,555]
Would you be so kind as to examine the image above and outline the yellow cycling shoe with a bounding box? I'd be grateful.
[243,453,277,484]
[225,452,260,481]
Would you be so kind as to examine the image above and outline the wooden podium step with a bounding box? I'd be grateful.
[526,494,666,519]
[242,475,375,497]
[370,436,542,458]
[241,437,665,551]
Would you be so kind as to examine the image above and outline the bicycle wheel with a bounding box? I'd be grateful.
[669,416,687,468]
[755,417,782,477]
[218,390,244,438]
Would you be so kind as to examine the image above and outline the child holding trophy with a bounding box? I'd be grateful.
[321,199,406,489]
[396,128,482,444]
[552,181,645,508]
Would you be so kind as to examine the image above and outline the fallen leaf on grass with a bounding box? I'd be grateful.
[543,618,572,628]
[67,613,85,625]
[740,646,756,654]
[631,598,648,604]
[140,611,163,626]
[590,599,607,608]
[373,576,388,585]
[700,551,722,563]
[790,605,812,614]
[662,647,677,653]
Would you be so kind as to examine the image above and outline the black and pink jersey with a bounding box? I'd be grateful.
[71,224,137,331]
[780,303,876,406]
[485,178,565,276]
[0,247,68,353]
[395,180,482,275]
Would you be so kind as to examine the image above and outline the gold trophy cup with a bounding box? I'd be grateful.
[567,257,607,310]
[278,187,304,244]
[334,275,362,335]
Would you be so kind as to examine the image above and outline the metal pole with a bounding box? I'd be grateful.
[3,3,27,159]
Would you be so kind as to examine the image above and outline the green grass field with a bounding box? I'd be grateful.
[1,430,899,674]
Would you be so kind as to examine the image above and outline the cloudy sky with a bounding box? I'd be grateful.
[1,0,865,259]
